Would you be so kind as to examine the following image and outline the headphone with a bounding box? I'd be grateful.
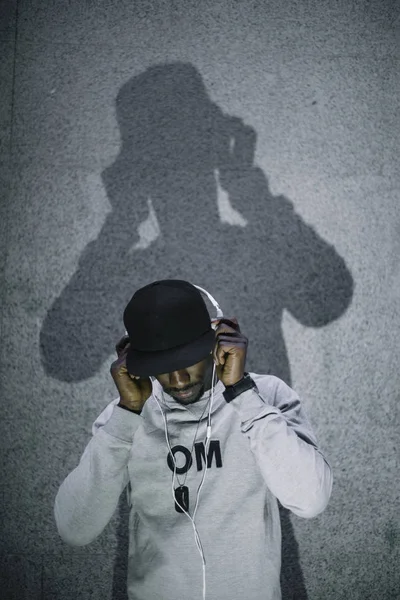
[125,285,224,600]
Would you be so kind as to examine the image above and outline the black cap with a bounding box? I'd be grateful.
[124,280,214,377]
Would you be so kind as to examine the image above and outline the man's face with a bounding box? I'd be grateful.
[153,353,216,405]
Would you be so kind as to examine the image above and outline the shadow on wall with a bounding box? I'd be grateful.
[41,62,354,600]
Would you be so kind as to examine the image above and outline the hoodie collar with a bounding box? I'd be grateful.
[149,377,226,418]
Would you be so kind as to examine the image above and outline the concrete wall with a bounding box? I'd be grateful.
[1,1,399,598]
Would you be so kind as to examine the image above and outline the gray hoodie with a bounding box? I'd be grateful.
[54,373,333,600]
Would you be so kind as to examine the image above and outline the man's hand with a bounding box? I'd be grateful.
[111,337,152,412]
[211,317,248,386]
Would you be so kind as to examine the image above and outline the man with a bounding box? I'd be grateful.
[54,279,333,600]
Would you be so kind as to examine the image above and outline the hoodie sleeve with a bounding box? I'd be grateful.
[54,401,141,546]
[228,375,333,518]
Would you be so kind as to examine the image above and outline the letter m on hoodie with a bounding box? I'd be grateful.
[194,440,222,471]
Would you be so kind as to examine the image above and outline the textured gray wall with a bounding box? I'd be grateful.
[1,1,399,599]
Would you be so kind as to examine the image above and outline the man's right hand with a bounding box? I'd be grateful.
[110,336,152,412]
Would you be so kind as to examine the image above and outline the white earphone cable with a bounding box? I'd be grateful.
[130,284,223,600]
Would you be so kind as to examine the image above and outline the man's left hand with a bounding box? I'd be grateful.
[211,317,248,386]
